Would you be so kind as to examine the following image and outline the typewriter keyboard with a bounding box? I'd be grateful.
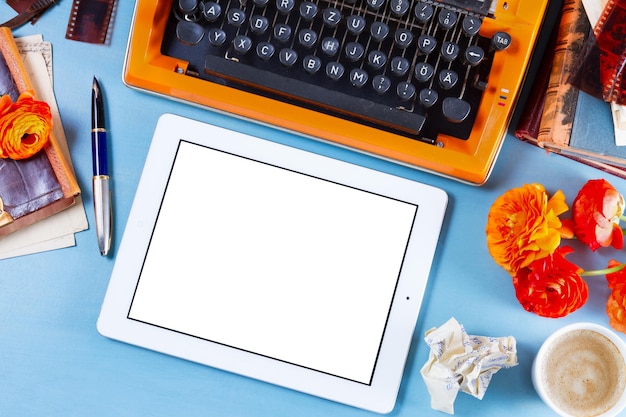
[164,0,511,143]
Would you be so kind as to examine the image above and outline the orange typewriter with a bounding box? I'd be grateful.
[124,0,559,184]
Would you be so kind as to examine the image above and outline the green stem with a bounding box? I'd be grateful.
[581,263,626,277]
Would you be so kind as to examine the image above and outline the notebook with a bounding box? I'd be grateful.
[97,114,448,413]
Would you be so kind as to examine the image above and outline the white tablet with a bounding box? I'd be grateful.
[97,114,447,414]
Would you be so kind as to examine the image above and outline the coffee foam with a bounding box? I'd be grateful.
[541,329,626,417]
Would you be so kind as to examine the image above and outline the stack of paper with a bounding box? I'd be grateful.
[0,35,87,259]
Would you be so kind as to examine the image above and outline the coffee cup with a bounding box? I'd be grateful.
[532,322,626,417]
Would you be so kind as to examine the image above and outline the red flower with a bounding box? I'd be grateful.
[572,179,625,251]
[606,260,626,333]
[513,246,588,318]
[606,259,626,289]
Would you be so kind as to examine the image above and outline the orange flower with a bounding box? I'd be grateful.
[572,179,625,251]
[607,287,626,333]
[0,92,52,160]
[512,246,587,318]
[606,260,626,333]
[486,183,572,274]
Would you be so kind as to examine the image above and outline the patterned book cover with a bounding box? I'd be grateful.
[537,0,591,147]
[0,27,80,237]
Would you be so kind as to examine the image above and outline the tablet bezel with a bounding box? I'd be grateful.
[97,114,447,414]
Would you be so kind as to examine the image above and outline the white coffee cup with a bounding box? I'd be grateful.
[532,322,626,417]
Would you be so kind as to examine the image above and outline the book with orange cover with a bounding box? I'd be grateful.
[0,27,80,237]
[537,0,591,148]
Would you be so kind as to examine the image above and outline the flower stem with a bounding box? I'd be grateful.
[581,263,626,277]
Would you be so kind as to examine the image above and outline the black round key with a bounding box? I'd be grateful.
[249,15,269,34]
[464,45,485,66]
[419,88,438,108]
[298,29,318,48]
[273,24,292,42]
[370,22,389,42]
[276,0,295,14]
[441,41,460,62]
[279,48,298,66]
[321,37,340,56]
[322,8,342,27]
[345,42,365,61]
[202,2,221,22]
[462,15,481,36]
[438,69,458,89]
[397,82,416,101]
[326,62,345,80]
[492,32,512,50]
[372,75,391,94]
[437,10,457,30]
[227,8,246,26]
[414,2,433,23]
[303,55,322,74]
[346,15,366,35]
[367,0,385,10]
[232,35,253,54]
[176,21,205,46]
[414,62,434,82]
[253,0,269,6]
[367,50,387,70]
[390,56,410,77]
[442,97,471,123]
[417,35,437,54]
[178,0,198,14]
[256,42,275,60]
[389,0,410,17]
[299,1,318,20]
[350,68,369,88]
[208,28,227,46]
[394,29,413,49]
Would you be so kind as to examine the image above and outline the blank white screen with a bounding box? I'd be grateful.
[128,140,418,384]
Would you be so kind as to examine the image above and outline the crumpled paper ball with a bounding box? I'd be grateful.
[420,317,518,414]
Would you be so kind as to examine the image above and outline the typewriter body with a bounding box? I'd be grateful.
[124,0,555,184]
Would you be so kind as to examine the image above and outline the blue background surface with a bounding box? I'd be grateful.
[2,1,626,416]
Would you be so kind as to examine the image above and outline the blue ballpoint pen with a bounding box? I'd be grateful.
[92,77,112,256]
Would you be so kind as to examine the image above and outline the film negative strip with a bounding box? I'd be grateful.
[3,0,56,28]
[65,0,117,44]
[571,0,626,105]
[593,0,626,104]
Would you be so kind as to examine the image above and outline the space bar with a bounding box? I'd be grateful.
[203,55,426,136]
